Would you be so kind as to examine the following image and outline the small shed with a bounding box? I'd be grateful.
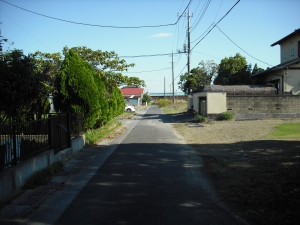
[190,85,277,118]
[191,92,226,117]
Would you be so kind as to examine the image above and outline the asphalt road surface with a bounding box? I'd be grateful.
[1,105,248,225]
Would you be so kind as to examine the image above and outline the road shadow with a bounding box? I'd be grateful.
[137,110,195,123]
[54,139,300,225]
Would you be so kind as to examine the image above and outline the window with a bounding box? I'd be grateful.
[284,51,286,59]
[291,48,294,56]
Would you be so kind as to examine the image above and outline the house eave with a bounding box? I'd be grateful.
[271,28,300,46]
[252,58,300,77]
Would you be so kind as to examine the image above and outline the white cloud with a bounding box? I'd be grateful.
[147,33,173,38]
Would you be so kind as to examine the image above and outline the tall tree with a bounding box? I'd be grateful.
[29,51,62,114]
[63,46,145,88]
[53,50,101,129]
[178,60,218,94]
[214,53,251,85]
[0,49,51,123]
[251,63,265,75]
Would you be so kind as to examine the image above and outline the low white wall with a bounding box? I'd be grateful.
[0,135,85,201]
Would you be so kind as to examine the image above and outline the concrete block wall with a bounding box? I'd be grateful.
[0,135,85,202]
[227,95,300,119]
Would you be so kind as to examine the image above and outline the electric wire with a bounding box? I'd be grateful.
[191,0,206,29]
[176,17,187,52]
[172,0,186,49]
[0,0,192,29]
[0,9,54,52]
[189,0,222,43]
[123,67,171,73]
[191,0,203,16]
[191,0,211,32]
[175,64,187,80]
[191,0,240,51]
[190,23,214,43]
[213,0,224,22]
[193,51,221,59]
[215,25,273,66]
[119,52,183,58]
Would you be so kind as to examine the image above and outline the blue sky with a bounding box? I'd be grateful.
[1,0,299,93]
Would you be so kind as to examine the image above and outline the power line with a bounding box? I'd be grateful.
[191,0,211,32]
[0,9,54,51]
[213,0,224,22]
[175,65,187,80]
[172,0,186,49]
[191,0,240,51]
[193,51,221,59]
[1,0,192,29]
[123,67,171,73]
[191,0,203,16]
[215,25,273,66]
[119,52,183,58]
[190,23,214,43]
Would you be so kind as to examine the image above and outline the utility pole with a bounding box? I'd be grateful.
[172,52,175,106]
[187,7,192,94]
[179,8,192,94]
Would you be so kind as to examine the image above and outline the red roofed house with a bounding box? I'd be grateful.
[120,86,144,106]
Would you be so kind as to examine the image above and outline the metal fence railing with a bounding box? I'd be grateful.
[0,113,84,171]
[70,113,84,138]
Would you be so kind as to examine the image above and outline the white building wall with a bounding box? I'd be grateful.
[280,35,300,63]
[192,92,226,114]
[207,93,227,113]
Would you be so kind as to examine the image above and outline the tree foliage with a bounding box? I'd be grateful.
[63,46,145,88]
[213,53,264,85]
[252,63,265,75]
[142,93,151,103]
[0,49,52,123]
[1,46,143,128]
[53,50,101,129]
[178,60,218,94]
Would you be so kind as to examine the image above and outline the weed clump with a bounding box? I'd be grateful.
[22,161,64,189]
[156,99,171,107]
[194,114,208,123]
[217,112,234,121]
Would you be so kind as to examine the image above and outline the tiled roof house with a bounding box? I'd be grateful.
[120,86,144,106]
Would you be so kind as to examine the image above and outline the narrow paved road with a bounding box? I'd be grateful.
[55,106,246,225]
[0,106,248,225]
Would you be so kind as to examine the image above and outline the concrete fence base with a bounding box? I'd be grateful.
[0,135,85,202]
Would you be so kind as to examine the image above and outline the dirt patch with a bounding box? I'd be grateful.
[172,119,300,225]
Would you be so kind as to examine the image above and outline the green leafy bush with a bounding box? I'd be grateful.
[194,114,208,123]
[217,112,234,121]
[157,99,171,107]
[53,50,101,129]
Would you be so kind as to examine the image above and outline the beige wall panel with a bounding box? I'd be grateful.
[207,93,226,113]
[280,35,300,63]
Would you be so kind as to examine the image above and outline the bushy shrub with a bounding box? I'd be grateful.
[217,112,234,121]
[194,114,208,123]
[53,50,101,129]
[157,99,171,107]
